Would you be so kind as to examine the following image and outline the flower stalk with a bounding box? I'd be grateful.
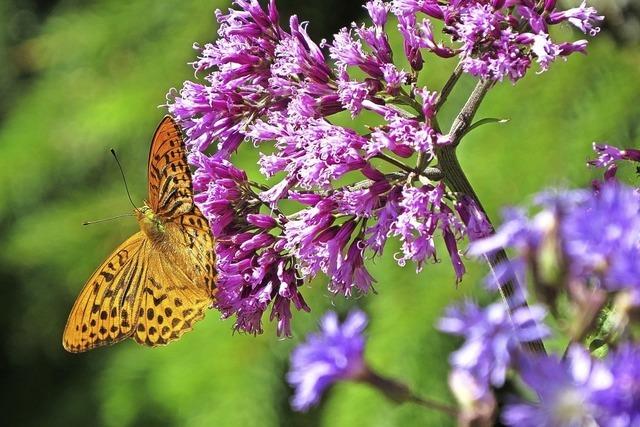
[359,369,459,417]
[435,77,546,354]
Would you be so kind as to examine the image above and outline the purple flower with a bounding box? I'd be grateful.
[336,65,373,116]
[330,239,376,296]
[377,183,468,281]
[502,346,613,427]
[454,195,493,241]
[167,0,285,157]
[250,113,367,190]
[548,1,604,36]
[455,4,503,54]
[438,300,548,391]
[168,0,341,161]
[528,33,563,72]
[282,198,335,277]
[396,14,425,70]
[335,181,390,218]
[365,186,401,255]
[287,310,368,411]
[357,1,393,64]
[390,0,601,82]
[592,344,640,426]
[589,143,640,180]
[329,27,384,79]
[380,63,408,94]
[192,157,310,336]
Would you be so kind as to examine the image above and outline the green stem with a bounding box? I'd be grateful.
[436,78,547,354]
[374,153,444,181]
[434,61,464,113]
[396,88,424,116]
[360,369,458,417]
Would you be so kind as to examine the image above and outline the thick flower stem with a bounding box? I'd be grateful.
[434,61,464,112]
[436,78,547,354]
[360,369,458,417]
[445,78,494,146]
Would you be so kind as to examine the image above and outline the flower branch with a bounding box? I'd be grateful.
[359,369,458,417]
[434,76,546,353]
[434,61,464,113]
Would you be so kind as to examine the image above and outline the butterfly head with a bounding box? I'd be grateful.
[136,204,166,240]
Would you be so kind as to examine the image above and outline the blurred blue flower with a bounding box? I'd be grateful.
[592,344,640,426]
[287,310,368,411]
[438,300,548,390]
[470,183,640,299]
[448,368,497,426]
[502,345,613,427]
[561,183,640,292]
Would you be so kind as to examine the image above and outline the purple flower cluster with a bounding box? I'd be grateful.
[391,0,602,82]
[190,155,309,336]
[287,310,368,411]
[447,177,640,424]
[165,0,600,334]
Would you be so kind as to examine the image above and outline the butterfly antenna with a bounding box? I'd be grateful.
[82,213,135,226]
[110,148,138,211]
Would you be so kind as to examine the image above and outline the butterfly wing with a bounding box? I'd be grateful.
[133,116,217,347]
[148,115,217,299]
[133,233,212,346]
[63,232,148,352]
[147,116,193,219]
[65,116,217,352]
[174,205,218,296]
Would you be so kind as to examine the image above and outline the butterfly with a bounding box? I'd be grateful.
[63,116,217,352]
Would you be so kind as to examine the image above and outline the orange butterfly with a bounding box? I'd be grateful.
[63,116,217,352]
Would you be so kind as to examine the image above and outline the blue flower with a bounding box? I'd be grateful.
[592,344,640,426]
[287,310,368,411]
[470,183,640,299]
[502,346,613,427]
[438,300,548,391]
[561,183,640,292]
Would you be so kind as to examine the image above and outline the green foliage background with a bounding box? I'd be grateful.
[0,0,638,426]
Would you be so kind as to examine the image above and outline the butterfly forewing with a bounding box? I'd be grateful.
[175,206,218,296]
[147,117,194,219]
[63,233,148,352]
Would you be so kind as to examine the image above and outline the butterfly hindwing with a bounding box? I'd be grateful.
[147,116,193,219]
[133,248,211,347]
[63,233,148,352]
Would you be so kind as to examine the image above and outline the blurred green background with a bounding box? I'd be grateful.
[1,0,638,426]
